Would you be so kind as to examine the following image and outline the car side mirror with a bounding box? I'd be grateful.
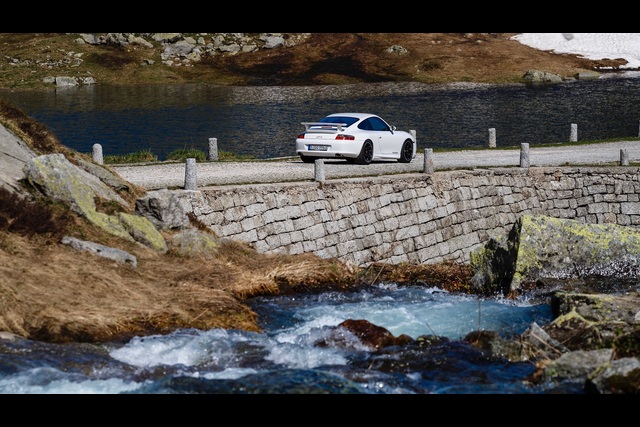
[390,125,396,132]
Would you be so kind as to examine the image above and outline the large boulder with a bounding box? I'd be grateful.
[0,123,36,193]
[470,214,640,296]
[22,153,167,252]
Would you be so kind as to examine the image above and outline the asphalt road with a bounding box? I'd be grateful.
[111,141,640,190]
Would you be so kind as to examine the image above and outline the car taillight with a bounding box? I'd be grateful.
[335,134,355,140]
[298,134,306,139]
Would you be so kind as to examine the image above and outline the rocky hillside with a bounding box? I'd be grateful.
[0,33,602,90]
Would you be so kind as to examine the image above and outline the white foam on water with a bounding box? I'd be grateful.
[0,367,144,394]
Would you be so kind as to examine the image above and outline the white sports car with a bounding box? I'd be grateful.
[295,113,416,165]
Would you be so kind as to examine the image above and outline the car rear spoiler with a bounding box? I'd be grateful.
[301,122,348,133]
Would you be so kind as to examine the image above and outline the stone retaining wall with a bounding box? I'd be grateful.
[184,166,640,266]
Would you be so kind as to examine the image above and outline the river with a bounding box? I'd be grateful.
[0,284,566,394]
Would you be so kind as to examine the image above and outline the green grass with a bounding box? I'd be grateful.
[102,148,255,165]
[166,148,208,162]
[104,149,158,164]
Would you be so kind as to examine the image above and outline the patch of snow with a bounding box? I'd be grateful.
[513,33,640,69]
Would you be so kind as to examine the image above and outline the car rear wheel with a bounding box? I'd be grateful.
[300,155,315,163]
[398,139,414,163]
[355,140,374,165]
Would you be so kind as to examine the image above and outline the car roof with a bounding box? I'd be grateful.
[325,113,377,120]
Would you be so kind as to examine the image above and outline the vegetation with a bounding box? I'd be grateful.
[0,187,69,239]
[104,149,158,164]
[165,147,208,162]
[102,147,256,164]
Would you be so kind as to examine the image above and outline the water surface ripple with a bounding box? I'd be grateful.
[1,77,639,160]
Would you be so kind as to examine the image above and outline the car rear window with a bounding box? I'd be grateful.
[319,116,359,127]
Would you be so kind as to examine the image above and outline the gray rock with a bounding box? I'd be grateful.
[23,153,129,213]
[61,236,137,267]
[128,35,154,48]
[78,33,100,45]
[22,153,168,250]
[586,357,640,394]
[75,158,131,192]
[523,69,564,83]
[103,33,130,46]
[261,36,284,49]
[135,189,195,230]
[386,45,408,55]
[152,33,182,43]
[55,76,78,87]
[544,348,614,380]
[0,123,36,193]
[470,214,640,295]
[78,77,96,85]
[161,40,195,59]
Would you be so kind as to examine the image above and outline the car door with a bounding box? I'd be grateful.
[368,116,401,155]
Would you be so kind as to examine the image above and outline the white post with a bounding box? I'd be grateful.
[208,138,219,161]
[621,149,629,166]
[423,148,434,174]
[92,143,103,165]
[570,123,578,142]
[520,143,530,168]
[488,128,496,148]
[185,158,197,190]
[314,159,325,182]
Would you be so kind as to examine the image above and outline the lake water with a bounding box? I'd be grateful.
[1,75,640,161]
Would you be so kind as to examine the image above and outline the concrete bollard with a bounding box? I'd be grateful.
[314,159,325,182]
[92,143,103,165]
[184,158,197,190]
[423,148,434,174]
[488,128,496,148]
[621,149,629,166]
[520,143,530,168]
[570,123,578,142]
[208,138,219,161]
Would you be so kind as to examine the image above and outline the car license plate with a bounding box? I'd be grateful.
[308,145,328,151]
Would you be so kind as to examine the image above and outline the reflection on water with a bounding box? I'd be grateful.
[1,77,639,160]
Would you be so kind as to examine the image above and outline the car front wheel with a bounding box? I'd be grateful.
[355,140,374,165]
[398,139,414,163]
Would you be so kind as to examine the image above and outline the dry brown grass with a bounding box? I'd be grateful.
[0,223,361,343]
